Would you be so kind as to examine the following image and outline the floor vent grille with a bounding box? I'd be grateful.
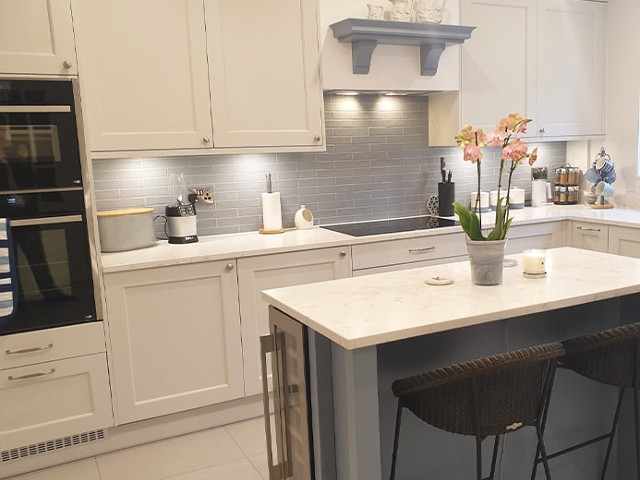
[1,429,107,464]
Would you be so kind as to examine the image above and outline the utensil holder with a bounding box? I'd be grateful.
[438,182,455,217]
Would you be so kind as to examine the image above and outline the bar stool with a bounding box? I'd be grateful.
[390,343,564,480]
[531,322,640,480]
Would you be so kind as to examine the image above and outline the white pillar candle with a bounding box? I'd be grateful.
[470,191,489,210]
[523,249,547,275]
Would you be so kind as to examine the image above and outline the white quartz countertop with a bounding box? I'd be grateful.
[262,247,640,350]
[100,205,640,273]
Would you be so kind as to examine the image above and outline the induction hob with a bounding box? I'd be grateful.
[321,216,458,237]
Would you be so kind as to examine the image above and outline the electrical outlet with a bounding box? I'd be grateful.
[187,187,214,204]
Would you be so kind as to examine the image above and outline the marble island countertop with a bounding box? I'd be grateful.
[262,247,640,350]
[100,204,640,273]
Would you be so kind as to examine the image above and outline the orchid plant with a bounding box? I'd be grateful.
[452,113,538,241]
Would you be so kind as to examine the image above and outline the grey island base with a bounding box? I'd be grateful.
[263,248,640,480]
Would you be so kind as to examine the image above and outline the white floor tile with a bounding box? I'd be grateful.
[162,458,262,480]
[247,452,269,480]
[224,417,269,457]
[96,428,245,480]
[5,458,100,480]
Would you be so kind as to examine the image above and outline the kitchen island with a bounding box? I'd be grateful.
[263,247,640,480]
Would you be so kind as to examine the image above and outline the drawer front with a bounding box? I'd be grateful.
[0,323,106,371]
[0,353,113,451]
[352,255,467,276]
[352,232,467,270]
[571,221,609,253]
[505,222,565,255]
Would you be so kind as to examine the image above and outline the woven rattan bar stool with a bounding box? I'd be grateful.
[531,322,640,480]
[390,343,564,480]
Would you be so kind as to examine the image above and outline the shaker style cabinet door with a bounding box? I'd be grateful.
[0,0,77,75]
[103,261,244,425]
[238,247,350,396]
[609,226,640,259]
[536,0,605,137]
[72,0,214,152]
[205,0,324,148]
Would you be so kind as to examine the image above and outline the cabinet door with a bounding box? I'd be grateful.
[505,221,565,254]
[72,0,213,152]
[0,0,77,75]
[0,353,113,451]
[609,226,640,258]
[460,0,537,135]
[238,247,349,396]
[205,0,324,148]
[571,221,608,252]
[536,0,605,137]
[104,261,244,424]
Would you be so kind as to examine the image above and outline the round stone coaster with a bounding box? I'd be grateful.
[425,276,454,286]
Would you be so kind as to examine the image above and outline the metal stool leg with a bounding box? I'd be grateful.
[600,387,625,480]
[635,386,640,480]
[535,425,553,480]
[488,435,500,480]
[390,401,403,480]
[476,436,483,480]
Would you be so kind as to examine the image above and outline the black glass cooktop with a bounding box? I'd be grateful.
[321,216,458,237]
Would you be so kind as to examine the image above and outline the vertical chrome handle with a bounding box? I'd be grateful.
[260,334,278,478]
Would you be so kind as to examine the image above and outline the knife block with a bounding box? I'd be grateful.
[438,182,455,217]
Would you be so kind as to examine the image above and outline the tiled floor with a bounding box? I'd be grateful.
[6,417,269,480]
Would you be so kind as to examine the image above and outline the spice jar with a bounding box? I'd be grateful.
[554,186,568,205]
[567,186,579,204]
[555,166,568,186]
[567,166,580,186]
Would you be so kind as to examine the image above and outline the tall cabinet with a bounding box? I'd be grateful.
[0,0,77,75]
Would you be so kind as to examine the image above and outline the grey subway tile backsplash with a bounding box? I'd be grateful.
[93,95,567,237]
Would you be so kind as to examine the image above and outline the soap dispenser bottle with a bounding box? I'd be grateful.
[294,205,314,229]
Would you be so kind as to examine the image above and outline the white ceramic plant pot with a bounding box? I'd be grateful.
[465,238,507,286]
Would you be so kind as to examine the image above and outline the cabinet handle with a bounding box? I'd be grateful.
[577,226,601,233]
[313,135,322,143]
[203,136,210,143]
[539,127,546,134]
[225,263,235,271]
[409,246,436,254]
[6,343,53,355]
[9,369,56,381]
[339,250,347,257]
[62,60,73,69]
[260,335,277,476]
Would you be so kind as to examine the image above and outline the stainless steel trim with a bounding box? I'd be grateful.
[6,344,53,355]
[0,187,83,195]
[260,334,279,478]
[0,105,71,113]
[8,369,56,381]
[408,246,436,254]
[11,215,83,227]
[577,226,601,233]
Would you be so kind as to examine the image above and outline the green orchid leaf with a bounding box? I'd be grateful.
[453,202,485,241]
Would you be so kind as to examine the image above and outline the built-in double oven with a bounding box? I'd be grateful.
[0,79,100,336]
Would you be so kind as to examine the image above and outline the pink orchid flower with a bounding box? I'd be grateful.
[502,139,528,162]
[464,143,483,163]
[485,129,508,148]
[528,147,538,166]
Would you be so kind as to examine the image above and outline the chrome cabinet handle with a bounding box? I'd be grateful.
[409,246,436,254]
[260,335,277,477]
[9,369,56,381]
[539,127,546,134]
[63,60,73,69]
[0,105,71,113]
[339,250,347,257]
[225,263,235,271]
[203,136,210,143]
[6,343,53,355]
[577,226,601,233]
[313,135,322,143]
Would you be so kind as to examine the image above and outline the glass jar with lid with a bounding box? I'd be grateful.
[555,166,568,186]
[567,186,579,204]
[567,166,580,186]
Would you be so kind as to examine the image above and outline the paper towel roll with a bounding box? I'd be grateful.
[262,192,283,231]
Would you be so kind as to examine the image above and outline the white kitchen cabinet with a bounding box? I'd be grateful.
[0,353,113,452]
[505,221,565,255]
[103,260,244,424]
[72,0,214,152]
[0,0,77,76]
[429,0,605,145]
[609,225,640,258]
[570,220,609,252]
[536,0,605,137]
[205,0,324,149]
[238,247,350,396]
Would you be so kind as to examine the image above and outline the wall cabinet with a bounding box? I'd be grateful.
[570,220,609,252]
[0,0,77,76]
[72,0,324,156]
[237,247,350,396]
[103,260,244,425]
[429,0,606,145]
[609,225,640,258]
[0,323,112,452]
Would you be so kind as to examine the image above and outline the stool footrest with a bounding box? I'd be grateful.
[534,433,612,463]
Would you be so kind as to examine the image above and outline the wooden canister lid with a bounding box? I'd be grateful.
[97,207,154,218]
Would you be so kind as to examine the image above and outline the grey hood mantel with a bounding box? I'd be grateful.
[330,18,475,76]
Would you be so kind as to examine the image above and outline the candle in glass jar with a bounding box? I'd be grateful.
[523,249,547,275]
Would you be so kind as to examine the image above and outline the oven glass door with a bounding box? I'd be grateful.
[0,215,96,336]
